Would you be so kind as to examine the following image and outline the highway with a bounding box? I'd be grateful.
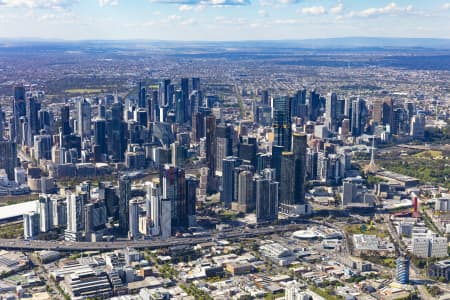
[0,223,308,251]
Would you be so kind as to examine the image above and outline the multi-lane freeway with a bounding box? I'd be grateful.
[0,223,309,251]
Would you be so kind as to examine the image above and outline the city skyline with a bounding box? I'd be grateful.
[0,0,450,40]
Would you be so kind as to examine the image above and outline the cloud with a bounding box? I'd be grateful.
[300,6,326,15]
[259,0,303,6]
[272,18,298,24]
[178,4,192,11]
[349,2,413,18]
[330,1,343,14]
[38,12,56,20]
[168,14,181,21]
[99,0,118,7]
[150,0,250,6]
[258,9,268,17]
[275,0,301,4]
[0,0,78,9]
[180,17,196,25]
[214,16,248,25]
[443,3,450,10]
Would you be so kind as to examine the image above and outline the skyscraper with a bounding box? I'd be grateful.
[171,142,186,168]
[149,90,158,123]
[292,132,307,205]
[291,88,307,118]
[215,123,233,176]
[161,165,187,232]
[185,174,199,226]
[77,98,91,139]
[382,98,394,129]
[192,77,200,91]
[175,90,185,123]
[256,152,272,173]
[102,182,119,220]
[221,156,242,208]
[351,98,367,137]
[0,140,17,181]
[136,108,147,127]
[309,89,321,121]
[33,133,52,162]
[396,256,410,284]
[147,179,161,236]
[326,92,338,132]
[181,78,190,120]
[14,86,25,103]
[237,170,255,213]
[13,86,26,144]
[393,107,407,135]
[271,144,284,183]
[279,133,308,214]
[84,200,106,240]
[272,96,292,151]
[255,174,279,224]
[138,82,146,109]
[205,114,216,178]
[0,105,4,140]
[129,198,142,240]
[51,196,67,229]
[261,90,269,106]
[65,193,83,241]
[39,195,52,233]
[191,112,202,143]
[160,198,171,239]
[23,212,40,240]
[238,136,257,168]
[93,117,107,160]
[60,105,71,143]
[38,109,51,132]
[372,99,383,123]
[279,152,295,212]
[25,96,41,146]
[159,79,171,107]
[306,148,319,180]
[107,101,126,161]
[118,175,131,234]
[410,114,425,140]
[190,90,202,115]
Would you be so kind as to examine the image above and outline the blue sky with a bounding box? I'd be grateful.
[0,0,449,40]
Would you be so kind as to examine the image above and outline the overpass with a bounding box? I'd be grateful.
[0,223,309,252]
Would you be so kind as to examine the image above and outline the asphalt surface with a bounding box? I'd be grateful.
[0,223,307,251]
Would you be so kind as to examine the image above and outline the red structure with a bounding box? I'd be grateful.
[391,197,420,219]
[412,197,420,218]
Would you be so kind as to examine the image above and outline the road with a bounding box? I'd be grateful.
[385,214,438,299]
[28,252,65,299]
[0,223,308,251]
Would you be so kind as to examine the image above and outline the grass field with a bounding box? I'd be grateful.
[0,222,23,239]
[413,150,444,159]
[378,155,450,189]
[0,194,39,206]
[65,88,103,94]
[345,224,388,239]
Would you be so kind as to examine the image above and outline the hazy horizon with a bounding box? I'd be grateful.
[1,36,450,42]
[0,0,449,40]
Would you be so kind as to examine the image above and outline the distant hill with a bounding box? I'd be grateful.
[255,37,450,49]
[1,37,450,50]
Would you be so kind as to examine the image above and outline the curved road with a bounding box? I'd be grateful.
[0,223,309,251]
